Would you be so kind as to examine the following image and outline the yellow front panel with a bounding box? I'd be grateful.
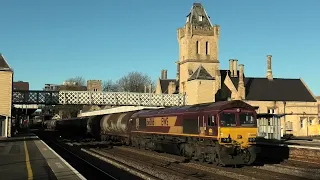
[219,127,257,148]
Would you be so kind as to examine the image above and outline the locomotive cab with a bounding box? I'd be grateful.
[215,107,259,165]
[218,108,257,148]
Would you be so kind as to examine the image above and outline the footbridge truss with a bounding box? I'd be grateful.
[12,90,187,107]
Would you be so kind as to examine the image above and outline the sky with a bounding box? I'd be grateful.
[1,0,320,95]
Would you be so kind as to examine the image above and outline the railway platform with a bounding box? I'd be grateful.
[0,133,85,180]
[257,139,320,149]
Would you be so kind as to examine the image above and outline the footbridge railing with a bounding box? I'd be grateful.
[12,90,187,107]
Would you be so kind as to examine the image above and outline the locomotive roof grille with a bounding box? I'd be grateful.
[136,100,255,117]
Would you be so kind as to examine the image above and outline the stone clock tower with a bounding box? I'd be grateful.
[177,3,221,104]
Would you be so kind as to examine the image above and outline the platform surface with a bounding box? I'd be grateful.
[257,139,320,150]
[0,133,85,180]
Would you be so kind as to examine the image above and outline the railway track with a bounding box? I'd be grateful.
[80,145,320,180]
[38,131,320,180]
[35,132,142,180]
[83,147,230,180]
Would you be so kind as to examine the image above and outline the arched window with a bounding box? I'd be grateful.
[196,41,199,54]
[206,41,209,55]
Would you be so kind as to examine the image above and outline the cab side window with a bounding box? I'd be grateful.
[207,114,217,126]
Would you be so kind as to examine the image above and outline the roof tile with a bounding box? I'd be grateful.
[188,65,214,81]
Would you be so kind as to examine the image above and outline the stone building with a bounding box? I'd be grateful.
[0,53,13,137]
[13,81,29,91]
[44,84,60,91]
[155,3,319,137]
[87,80,102,92]
[155,70,178,94]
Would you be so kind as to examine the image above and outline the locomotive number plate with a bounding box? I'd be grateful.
[146,118,154,126]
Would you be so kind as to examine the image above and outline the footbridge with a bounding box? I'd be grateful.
[12,90,187,107]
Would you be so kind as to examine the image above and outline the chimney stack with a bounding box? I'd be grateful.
[229,59,234,77]
[266,55,273,80]
[161,69,167,79]
[238,64,245,100]
[233,59,238,77]
[239,64,244,83]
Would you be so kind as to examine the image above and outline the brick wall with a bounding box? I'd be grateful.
[0,71,13,116]
[87,80,102,91]
[0,70,13,137]
[13,81,29,90]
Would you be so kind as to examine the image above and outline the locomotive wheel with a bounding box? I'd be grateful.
[198,154,205,163]
[131,137,139,148]
[184,144,194,159]
[194,146,202,161]
[206,153,218,165]
[213,152,220,165]
[179,144,185,156]
[244,147,257,165]
[214,146,225,166]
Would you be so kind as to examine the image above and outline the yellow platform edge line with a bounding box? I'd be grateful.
[24,137,33,180]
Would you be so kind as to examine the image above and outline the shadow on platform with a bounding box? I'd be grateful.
[0,157,59,167]
[0,133,39,143]
[253,145,289,166]
[252,138,302,166]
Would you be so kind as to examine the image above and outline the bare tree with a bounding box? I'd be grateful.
[59,76,86,91]
[65,76,86,86]
[102,79,119,92]
[116,71,155,93]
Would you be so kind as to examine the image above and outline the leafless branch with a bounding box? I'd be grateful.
[116,71,154,93]
[102,79,119,92]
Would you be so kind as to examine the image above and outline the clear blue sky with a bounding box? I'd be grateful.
[1,0,319,95]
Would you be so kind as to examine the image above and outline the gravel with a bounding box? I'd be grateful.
[253,164,320,180]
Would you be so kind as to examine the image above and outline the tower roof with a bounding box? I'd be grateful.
[186,3,212,27]
[188,65,214,81]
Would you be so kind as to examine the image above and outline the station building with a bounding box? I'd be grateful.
[155,3,319,137]
[0,53,13,137]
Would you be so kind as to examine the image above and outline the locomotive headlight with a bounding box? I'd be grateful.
[248,133,257,137]
[220,138,232,143]
[248,138,256,142]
